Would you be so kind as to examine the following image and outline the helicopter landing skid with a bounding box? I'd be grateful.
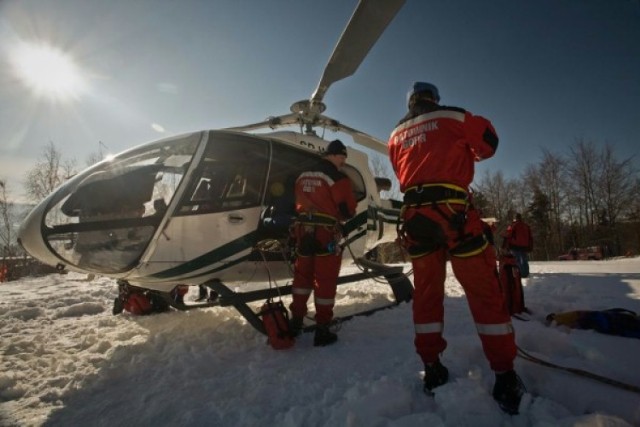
[157,258,413,335]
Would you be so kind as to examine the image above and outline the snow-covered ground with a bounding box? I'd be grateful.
[1,258,640,426]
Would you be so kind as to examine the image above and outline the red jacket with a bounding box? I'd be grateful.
[388,101,498,191]
[506,220,533,252]
[295,158,356,221]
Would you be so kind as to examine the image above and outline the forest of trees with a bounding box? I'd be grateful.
[471,139,640,260]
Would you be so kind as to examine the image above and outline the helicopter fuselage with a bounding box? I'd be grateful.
[18,130,397,292]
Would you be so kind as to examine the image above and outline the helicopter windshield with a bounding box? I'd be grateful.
[41,133,202,273]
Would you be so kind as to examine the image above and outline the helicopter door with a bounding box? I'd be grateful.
[136,132,269,283]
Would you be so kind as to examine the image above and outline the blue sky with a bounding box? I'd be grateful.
[1,0,639,201]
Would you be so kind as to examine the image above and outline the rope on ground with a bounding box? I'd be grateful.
[516,345,640,395]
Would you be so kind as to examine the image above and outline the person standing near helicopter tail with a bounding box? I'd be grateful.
[388,82,525,414]
[289,139,357,347]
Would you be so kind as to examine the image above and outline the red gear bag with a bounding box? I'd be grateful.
[259,300,295,350]
[499,253,525,315]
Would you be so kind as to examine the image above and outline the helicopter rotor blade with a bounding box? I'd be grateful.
[316,115,388,155]
[311,0,406,104]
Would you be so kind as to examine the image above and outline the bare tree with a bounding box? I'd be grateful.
[472,139,639,257]
[474,170,518,225]
[600,144,636,227]
[85,151,104,167]
[523,149,568,253]
[0,179,16,257]
[25,141,77,203]
[567,139,602,230]
[560,139,639,254]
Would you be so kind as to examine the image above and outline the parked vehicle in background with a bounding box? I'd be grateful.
[558,246,604,261]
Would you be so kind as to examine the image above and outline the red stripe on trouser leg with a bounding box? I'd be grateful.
[451,249,517,372]
[412,249,448,364]
[313,253,342,324]
[290,255,314,319]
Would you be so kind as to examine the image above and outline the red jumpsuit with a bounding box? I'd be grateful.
[505,220,533,252]
[388,100,516,372]
[290,158,357,325]
[504,218,533,278]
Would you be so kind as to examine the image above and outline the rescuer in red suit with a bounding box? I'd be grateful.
[503,213,533,278]
[289,139,357,347]
[388,82,525,414]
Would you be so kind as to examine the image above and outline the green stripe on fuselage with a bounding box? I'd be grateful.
[149,210,368,280]
[149,231,258,279]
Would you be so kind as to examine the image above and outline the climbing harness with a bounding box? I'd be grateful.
[293,213,343,257]
[396,184,487,259]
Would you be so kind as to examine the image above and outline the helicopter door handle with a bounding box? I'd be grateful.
[227,213,245,224]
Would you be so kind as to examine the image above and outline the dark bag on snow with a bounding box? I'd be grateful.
[258,300,295,350]
[546,308,640,339]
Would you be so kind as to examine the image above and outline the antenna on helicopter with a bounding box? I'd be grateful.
[226,0,406,155]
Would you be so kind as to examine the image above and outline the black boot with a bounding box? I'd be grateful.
[493,370,525,415]
[423,360,449,392]
[207,290,219,302]
[112,297,124,315]
[313,324,338,347]
[289,317,304,337]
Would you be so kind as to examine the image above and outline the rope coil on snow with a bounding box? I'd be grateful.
[517,346,640,395]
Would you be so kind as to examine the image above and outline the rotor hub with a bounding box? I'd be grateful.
[290,100,326,118]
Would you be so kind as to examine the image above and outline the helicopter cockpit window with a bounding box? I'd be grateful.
[342,164,366,203]
[177,134,268,214]
[41,133,201,273]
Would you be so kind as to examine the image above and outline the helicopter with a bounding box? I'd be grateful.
[17,0,412,333]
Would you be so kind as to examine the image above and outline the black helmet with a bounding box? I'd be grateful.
[324,139,347,157]
[407,81,440,106]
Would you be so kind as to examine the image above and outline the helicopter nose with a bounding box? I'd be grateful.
[18,198,63,268]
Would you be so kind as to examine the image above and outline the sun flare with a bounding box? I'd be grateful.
[9,42,86,101]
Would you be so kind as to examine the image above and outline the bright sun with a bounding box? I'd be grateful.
[9,42,86,101]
